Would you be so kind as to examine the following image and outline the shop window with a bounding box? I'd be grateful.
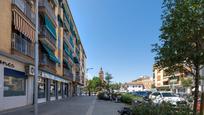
[50,80,56,97]
[38,78,46,98]
[4,76,26,97]
[58,82,62,96]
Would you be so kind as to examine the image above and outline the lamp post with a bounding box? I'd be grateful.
[34,0,39,115]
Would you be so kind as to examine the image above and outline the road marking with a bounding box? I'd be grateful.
[86,98,96,115]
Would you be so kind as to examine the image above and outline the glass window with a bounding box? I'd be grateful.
[50,80,56,97]
[58,82,62,96]
[4,76,26,97]
[38,78,46,98]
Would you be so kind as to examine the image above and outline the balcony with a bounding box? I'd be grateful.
[11,33,34,58]
[75,72,80,82]
[39,0,56,22]
[39,26,56,50]
[40,53,56,73]
[12,0,36,25]
[63,68,73,81]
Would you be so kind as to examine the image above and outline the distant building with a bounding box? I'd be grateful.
[153,67,192,93]
[125,76,153,92]
[99,67,104,82]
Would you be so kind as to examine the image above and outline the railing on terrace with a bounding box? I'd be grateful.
[12,0,36,24]
[40,53,56,72]
[11,33,34,58]
[39,26,56,47]
[63,68,73,80]
[39,0,56,21]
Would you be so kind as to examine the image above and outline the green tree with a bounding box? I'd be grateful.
[86,79,94,96]
[105,73,113,99]
[152,0,204,115]
[92,76,103,92]
[181,77,193,88]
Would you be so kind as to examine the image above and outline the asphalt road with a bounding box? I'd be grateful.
[0,96,126,115]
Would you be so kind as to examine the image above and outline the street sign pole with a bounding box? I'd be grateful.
[34,0,39,115]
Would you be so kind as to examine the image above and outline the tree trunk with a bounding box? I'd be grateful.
[193,65,200,115]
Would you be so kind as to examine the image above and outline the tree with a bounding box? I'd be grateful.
[86,80,94,96]
[152,0,204,115]
[92,76,103,92]
[181,77,193,88]
[105,72,113,99]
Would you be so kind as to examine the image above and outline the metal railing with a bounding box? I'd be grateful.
[63,68,73,80]
[12,0,36,24]
[39,26,56,47]
[39,0,56,21]
[12,33,34,57]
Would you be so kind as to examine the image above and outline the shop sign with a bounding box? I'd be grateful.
[40,71,68,83]
[0,59,15,68]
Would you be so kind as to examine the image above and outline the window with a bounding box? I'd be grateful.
[38,78,46,98]
[58,82,62,96]
[13,33,33,57]
[50,80,56,97]
[4,76,25,97]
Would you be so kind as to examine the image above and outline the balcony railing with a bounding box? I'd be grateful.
[75,72,80,82]
[63,68,73,80]
[39,0,56,21]
[11,33,34,58]
[40,53,56,72]
[39,26,56,48]
[12,0,36,24]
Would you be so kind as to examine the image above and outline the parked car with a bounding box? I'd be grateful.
[131,91,152,99]
[149,92,186,106]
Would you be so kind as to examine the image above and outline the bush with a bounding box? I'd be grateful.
[97,92,109,100]
[132,102,192,115]
[120,93,141,104]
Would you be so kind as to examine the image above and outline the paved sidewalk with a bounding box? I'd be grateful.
[0,96,126,115]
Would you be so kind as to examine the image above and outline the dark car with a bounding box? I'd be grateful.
[131,91,152,99]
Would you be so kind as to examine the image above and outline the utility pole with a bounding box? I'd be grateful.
[34,0,39,115]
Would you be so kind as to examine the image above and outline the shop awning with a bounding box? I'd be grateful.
[42,43,60,63]
[4,68,26,78]
[45,15,56,39]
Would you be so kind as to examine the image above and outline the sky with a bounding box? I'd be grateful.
[68,0,163,83]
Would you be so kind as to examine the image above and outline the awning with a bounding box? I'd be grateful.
[13,9,35,42]
[4,68,26,78]
[45,15,56,39]
[42,43,60,63]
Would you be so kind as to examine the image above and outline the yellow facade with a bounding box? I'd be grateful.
[0,0,12,54]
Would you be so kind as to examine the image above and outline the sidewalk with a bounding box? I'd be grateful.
[0,96,90,115]
[0,96,126,115]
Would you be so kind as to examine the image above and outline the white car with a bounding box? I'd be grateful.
[149,92,185,106]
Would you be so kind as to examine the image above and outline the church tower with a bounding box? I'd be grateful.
[99,67,104,82]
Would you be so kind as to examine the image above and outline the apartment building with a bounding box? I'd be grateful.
[0,0,86,111]
[153,67,190,93]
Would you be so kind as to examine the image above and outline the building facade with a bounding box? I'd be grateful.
[153,68,191,93]
[125,76,153,92]
[0,0,86,111]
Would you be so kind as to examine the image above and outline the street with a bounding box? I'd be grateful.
[0,96,125,115]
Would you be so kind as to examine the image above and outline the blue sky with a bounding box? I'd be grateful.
[69,0,163,83]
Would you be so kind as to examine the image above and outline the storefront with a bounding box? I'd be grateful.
[37,71,69,102]
[0,55,33,111]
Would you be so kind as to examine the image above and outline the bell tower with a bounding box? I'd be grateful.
[99,67,104,82]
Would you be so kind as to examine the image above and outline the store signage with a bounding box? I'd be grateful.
[40,71,68,83]
[0,59,15,68]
